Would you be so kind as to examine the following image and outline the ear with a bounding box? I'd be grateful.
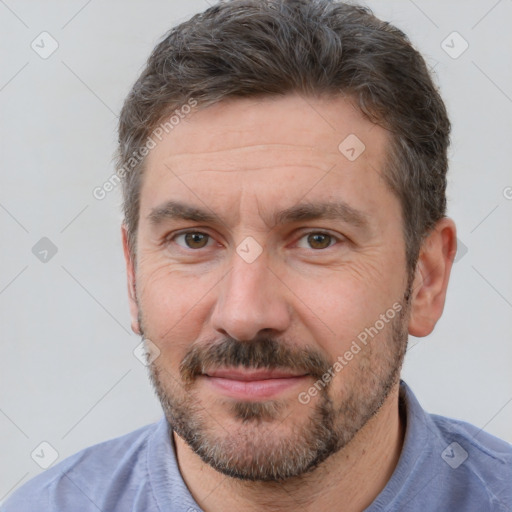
[408,217,457,337]
[122,224,141,335]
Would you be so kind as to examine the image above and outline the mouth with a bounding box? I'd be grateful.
[200,368,310,400]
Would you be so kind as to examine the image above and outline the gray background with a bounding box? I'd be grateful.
[1,0,511,502]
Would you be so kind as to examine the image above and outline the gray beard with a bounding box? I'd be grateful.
[142,289,410,482]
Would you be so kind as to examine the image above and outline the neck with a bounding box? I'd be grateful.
[172,384,405,512]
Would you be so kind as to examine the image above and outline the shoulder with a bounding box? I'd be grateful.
[426,412,512,509]
[431,412,512,456]
[381,382,512,511]
[430,412,512,472]
[1,421,159,512]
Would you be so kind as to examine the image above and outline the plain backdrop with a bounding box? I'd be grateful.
[1,0,511,502]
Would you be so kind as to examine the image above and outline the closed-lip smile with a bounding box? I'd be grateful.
[201,368,310,400]
[204,368,309,381]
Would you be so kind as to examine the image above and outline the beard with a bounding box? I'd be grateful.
[140,287,411,483]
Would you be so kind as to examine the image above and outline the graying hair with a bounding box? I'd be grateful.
[117,0,450,272]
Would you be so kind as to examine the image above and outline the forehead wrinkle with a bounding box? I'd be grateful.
[160,143,340,176]
[165,143,324,157]
[166,165,332,180]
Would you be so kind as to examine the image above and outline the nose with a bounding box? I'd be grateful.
[210,249,292,341]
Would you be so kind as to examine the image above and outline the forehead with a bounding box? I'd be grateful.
[140,94,395,224]
[147,94,387,165]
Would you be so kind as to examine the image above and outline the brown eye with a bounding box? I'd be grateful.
[181,232,210,249]
[306,233,333,249]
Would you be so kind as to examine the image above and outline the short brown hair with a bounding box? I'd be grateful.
[117,0,450,272]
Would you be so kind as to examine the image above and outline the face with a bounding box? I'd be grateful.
[126,94,412,481]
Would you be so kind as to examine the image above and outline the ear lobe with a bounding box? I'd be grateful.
[122,225,141,335]
[408,218,457,337]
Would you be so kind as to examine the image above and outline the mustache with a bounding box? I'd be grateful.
[179,336,332,386]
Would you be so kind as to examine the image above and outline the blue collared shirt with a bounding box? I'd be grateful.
[2,381,511,511]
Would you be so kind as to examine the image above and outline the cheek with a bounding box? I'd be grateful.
[136,261,216,346]
[286,260,399,351]
[295,279,372,347]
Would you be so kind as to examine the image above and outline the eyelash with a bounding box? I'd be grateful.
[167,229,344,251]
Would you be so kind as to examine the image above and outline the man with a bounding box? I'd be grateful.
[3,0,511,510]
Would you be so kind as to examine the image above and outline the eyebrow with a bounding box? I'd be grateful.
[273,201,369,230]
[147,200,369,231]
[148,201,219,225]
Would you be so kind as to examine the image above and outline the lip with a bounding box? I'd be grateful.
[201,368,310,400]
[205,368,308,381]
